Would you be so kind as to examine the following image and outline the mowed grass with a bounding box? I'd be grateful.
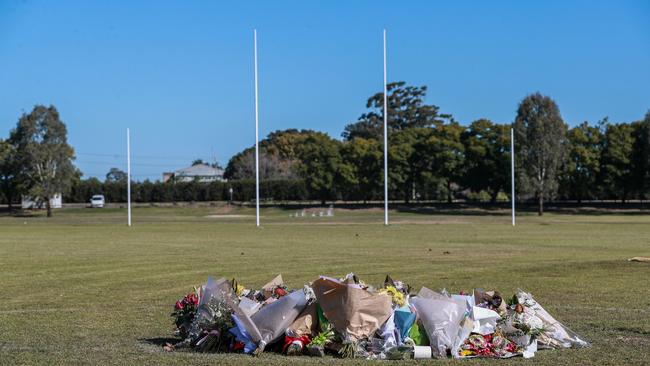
[0,206,649,365]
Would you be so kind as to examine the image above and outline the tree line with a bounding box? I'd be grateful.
[2,84,649,216]
[224,83,650,215]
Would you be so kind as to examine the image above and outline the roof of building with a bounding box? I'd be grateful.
[174,163,224,177]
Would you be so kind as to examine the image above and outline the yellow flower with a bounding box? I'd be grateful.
[460,349,473,357]
[380,286,406,307]
[235,284,245,297]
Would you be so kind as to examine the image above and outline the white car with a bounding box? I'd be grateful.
[90,195,105,208]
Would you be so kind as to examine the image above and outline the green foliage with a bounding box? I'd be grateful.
[339,138,382,201]
[0,139,19,207]
[105,167,127,183]
[295,133,343,203]
[223,129,320,181]
[631,111,650,199]
[64,179,308,203]
[387,128,421,202]
[600,120,635,201]
[342,82,452,140]
[559,121,603,201]
[9,105,77,217]
[514,93,567,215]
[191,159,206,166]
[421,121,466,202]
[467,190,493,202]
[4,91,649,208]
[462,119,511,202]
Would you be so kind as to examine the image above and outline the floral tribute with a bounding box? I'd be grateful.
[163,273,588,360]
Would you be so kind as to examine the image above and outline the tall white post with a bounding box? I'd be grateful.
[383,29,389,226]
[254,29,260,227]
[511,128,515,226]
[127,128,132,227]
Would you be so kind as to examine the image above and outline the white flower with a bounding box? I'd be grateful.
[528,315,544,330]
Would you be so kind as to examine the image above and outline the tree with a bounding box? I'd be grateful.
[224,147,298,181]
[388,128,427,203]
[461,119,511,202]
[342,82,452,140]
[513,93,567,215]
[631,111,650,201]
[295,133,343,204]
[105,167,127,183]
[9,105,77,217]
[559,121,602,202]
[0,139,19,210]
[223,129,318,181]
[418,122,466,203]
[599,121,635,202]
[339,138,382,202]
[191,159,206,166]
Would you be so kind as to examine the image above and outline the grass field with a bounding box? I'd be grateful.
[1,205,649,365]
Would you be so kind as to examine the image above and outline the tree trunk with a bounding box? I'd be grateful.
[538,194,544,216]
[446,180,453,204]
[46,198,52,217]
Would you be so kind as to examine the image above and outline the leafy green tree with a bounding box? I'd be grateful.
[559,121,602,202]
[295,133,343,204]
[630,110,650,200]
[461,119,511,202]
[0,139,19,210]
[631,111,650,200]
[224,147,298,181]
[388,128,427,202]
[105,167,127,183]
[599,121,635,202]
[342,82,452,140]
[418,122,466,203]
[339,138,382,202]
[264,129,319,159]
[513,93,567,215]
[9,105,77,217]
[223,129,319,180]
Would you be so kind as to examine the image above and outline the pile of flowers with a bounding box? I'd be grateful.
[164,273,588,360]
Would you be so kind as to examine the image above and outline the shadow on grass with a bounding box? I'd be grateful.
[140,337,179,347]
[271,202,649,216]
[0,207,39,218]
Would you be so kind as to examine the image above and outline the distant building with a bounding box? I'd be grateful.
[162,164,225,183]
[21,194,63,209]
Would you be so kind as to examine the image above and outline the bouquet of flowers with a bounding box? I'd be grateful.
[410,287,467,358]
[509,290,589,349]
[176,277,238,352]
[165,274,588,361]
[171,291,199,338]
[459,332,518,358]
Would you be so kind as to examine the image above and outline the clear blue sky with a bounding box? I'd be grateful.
[1,1,649,181]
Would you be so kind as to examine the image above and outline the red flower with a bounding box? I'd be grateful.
[274,287,288,297]
[175,300,184,310]
[186,293,199,306]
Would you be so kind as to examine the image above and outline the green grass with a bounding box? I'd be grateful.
[1,206,649,365]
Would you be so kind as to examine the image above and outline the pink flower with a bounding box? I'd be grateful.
[186,293,199,305]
